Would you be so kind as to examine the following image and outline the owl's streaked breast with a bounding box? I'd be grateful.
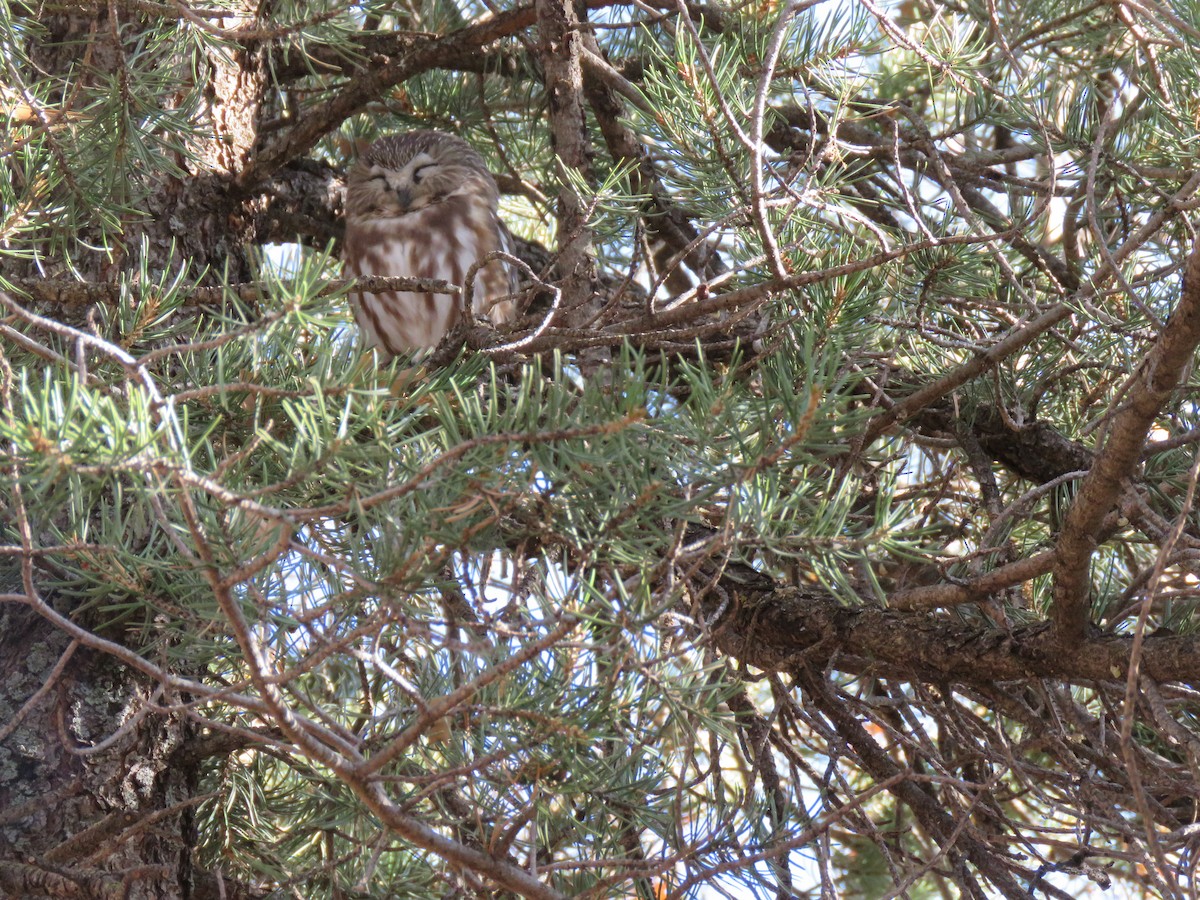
[344,194,513,358]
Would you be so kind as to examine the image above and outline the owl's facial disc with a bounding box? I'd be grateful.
[368,152,455,216]
[348,137,498,224]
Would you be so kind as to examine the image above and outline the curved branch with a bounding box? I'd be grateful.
[242,6,540,188]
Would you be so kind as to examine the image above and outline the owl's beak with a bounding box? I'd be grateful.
[393,187,413,212]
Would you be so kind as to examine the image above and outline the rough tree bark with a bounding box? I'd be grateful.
[0,6,269,896]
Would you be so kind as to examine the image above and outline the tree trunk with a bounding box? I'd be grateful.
[0,605,199,899]
[2,7,268,896]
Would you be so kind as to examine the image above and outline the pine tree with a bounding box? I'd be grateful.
[3,1,1200,897]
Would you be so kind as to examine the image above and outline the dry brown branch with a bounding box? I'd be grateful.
[1052,237,1200,642]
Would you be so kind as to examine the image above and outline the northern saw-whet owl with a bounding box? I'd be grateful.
[343,130,518,358]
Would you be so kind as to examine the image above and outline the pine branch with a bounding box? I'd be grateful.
[243,6,541,188]
[697,544,1200,686]
[1053,236,1200,642]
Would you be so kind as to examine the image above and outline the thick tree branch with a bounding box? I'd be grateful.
[242,6,540,188]
[522,428,1198,685]
[534,0,596,315]
[1052,236,1200,643]
[696,552,1200,686]
[248,157,345,248]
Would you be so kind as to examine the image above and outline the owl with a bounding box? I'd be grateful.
[343,130,517,358]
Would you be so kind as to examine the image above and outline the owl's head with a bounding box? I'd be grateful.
[345,130,499,222]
